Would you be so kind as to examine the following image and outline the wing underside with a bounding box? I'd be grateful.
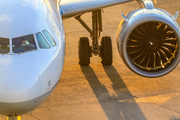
[60,0,133,19]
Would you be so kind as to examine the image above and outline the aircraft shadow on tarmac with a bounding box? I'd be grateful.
[81,65,147,120]
[171,116,180,120]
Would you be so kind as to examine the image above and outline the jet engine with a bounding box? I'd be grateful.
[117,8,180,77]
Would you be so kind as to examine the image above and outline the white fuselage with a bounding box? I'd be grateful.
[0,0,65,116]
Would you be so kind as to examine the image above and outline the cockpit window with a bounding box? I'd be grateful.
[42,30,56,47]
[0,37,9,54]
[36,32,51,49]
[12,34,37,53]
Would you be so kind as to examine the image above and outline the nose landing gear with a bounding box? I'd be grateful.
[101,36,112,65]
[78,37,90,66]
[76,10,112,66]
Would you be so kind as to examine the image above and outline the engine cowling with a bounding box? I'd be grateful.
[116,8,180,77]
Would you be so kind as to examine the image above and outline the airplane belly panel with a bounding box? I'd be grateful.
[0,85,56,116]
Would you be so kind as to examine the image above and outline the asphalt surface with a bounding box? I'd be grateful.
[1,0,180,120]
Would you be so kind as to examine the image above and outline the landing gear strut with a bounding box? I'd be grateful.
[75,10,113,66]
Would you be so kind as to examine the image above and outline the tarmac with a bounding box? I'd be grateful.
[1,0,180,120]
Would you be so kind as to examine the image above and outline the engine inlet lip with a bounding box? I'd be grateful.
[121,16,180,77]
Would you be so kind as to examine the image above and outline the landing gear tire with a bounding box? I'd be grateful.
[78,37,90,66]
[101,36,113,65]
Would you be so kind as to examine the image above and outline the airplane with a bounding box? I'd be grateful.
[0,0,180,119]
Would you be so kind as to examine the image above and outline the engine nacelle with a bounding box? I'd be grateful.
[117,8,180,77]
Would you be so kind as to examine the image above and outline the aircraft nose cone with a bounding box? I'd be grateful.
[0,65,40,103]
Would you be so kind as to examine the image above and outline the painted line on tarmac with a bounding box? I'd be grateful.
[117,93,180,105]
